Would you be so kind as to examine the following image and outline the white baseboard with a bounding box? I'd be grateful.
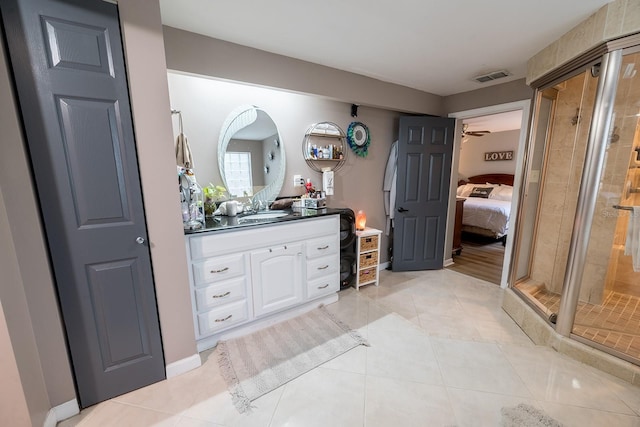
[443,257,454,267]
[165,353,202,378]
[378,261,390,271]
[44,399,79,427]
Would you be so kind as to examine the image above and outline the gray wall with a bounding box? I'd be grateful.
[163,26,444,116]
[443,79,533,115]
[458,130,521,179]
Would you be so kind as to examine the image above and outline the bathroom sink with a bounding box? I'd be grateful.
[240,212,289,220]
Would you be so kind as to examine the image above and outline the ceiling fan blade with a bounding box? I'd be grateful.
[467,130,491,136]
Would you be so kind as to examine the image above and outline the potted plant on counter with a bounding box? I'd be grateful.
[203,184,228,217]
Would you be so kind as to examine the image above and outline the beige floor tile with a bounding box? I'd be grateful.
[366,315,443,385]
[364,375,456,427]
[417,311,484,341]
[542,402,640,427]
[65,401,180,427]
[269,367,365,427]
[446,388,542,427]
[431,338,533,397]
[500,343,636,414]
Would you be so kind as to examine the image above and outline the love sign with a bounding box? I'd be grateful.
[484,151,514,161]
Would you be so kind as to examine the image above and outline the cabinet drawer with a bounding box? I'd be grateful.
[358,266,377,284]
[306,254,339,280]
[306,235,339,259]
[359,234,379,252]
[307,272,339,300]
[194,276,247,312]
[359,251,378,269]
[192,253,245,286]
[197,300,248,337]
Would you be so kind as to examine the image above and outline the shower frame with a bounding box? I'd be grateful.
[508,33,640,365]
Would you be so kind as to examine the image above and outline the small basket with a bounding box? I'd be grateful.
[358,267,377,284]
[359,252,377,268]
[359,235,378,252]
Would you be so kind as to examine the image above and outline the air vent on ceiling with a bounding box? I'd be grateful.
[473,70,511,83]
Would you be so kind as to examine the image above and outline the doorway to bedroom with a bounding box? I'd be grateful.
[447,102,530,287]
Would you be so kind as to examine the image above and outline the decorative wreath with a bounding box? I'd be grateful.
[346,121,370,157]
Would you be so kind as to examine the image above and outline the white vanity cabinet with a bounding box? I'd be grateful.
[185,215,340,351]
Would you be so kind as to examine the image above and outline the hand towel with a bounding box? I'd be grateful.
[176,133,194,169]
[323,170,334,196]
[624,206,640,272]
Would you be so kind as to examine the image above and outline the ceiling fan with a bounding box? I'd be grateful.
[462,123,491,138]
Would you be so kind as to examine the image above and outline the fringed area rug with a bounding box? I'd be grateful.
[501,403,563,427]
[216,305,369,413]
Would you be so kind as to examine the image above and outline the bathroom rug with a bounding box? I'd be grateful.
[216,305,369,413]
[501,403,563,427]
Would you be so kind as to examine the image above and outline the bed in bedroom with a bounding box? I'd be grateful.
[456,173,514,242]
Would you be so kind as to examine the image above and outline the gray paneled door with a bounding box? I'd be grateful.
[392,116,455,271]
[1,0,165,407]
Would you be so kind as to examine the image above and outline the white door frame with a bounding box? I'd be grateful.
[446,100,531,289]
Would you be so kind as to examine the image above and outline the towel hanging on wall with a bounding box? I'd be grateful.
[624,206,640,272]
[173,109,194,169]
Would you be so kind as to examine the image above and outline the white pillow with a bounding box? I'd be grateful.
[457,183,476,197]
[490,186,513,201]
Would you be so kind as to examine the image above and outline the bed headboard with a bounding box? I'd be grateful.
[460,173,514,186]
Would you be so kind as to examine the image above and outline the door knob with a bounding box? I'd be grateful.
[397,207,409,213]
[136,236,145,244]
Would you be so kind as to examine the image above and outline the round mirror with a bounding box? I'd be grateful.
[218,105,285,205]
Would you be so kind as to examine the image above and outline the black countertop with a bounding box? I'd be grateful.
[184,207,347,235]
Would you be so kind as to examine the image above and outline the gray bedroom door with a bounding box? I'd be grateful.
[392,116,455,271]
[0,0,165,407]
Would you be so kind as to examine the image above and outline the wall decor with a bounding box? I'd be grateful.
[484,150,514,161]
[347,121,370,157]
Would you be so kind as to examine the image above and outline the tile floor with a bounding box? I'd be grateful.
[59,269,640,427]
[526,287,640,359]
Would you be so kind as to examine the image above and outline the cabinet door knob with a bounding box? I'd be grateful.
[210,267,229,274]
[136,236,145,244]
[317,284,329,289]
[318,245,329,250]
[318,265,329,270]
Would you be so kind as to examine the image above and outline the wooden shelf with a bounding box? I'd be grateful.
[354,227,381,290]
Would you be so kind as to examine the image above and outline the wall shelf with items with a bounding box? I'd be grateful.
[302,122,347,172]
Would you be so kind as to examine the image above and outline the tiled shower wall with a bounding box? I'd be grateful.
[529,74,594,299]
[527,0,640,85]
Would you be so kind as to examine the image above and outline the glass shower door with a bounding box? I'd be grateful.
[512,67,599,319]
[571,51,640,363]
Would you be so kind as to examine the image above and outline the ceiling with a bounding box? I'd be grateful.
[464,110,523,134]
[159,0,611,97]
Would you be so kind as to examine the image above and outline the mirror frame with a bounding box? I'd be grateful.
[217,105,285,204]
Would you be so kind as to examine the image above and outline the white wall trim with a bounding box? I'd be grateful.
[378,261,390,271]
[448,99,532,289]
[44,399,80,427]
[166,353,201,378]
